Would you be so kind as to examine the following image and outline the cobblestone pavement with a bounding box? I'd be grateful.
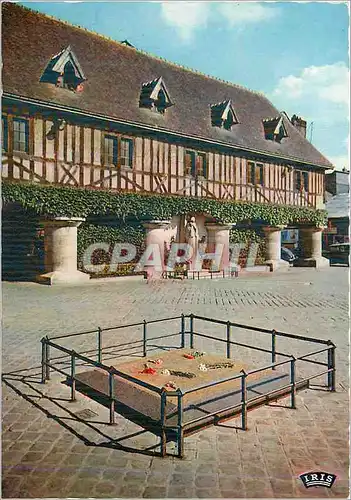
[2,267,350,498]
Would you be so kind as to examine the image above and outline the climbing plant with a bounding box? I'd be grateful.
[2,181,328,227]
[77,224,145,277]
[229,228,266,266]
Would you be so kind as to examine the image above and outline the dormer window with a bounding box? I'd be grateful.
[211,100,238,130]
[40,46,86,92]
[139,77,173,114]
[263,116,288,143]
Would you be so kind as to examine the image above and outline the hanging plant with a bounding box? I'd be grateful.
[2,180,328,227]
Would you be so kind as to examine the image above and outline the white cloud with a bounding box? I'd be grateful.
[160,2,210,42]
[270,63,349,166]
[217,2,278,25]
[160,2,278,42]
[272,62,350,113]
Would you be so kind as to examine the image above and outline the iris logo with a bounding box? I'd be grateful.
[299,471,336,488]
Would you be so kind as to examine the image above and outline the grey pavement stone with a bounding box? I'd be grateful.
[1,267,349,498]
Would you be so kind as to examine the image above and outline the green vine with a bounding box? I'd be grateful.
[77,224,145,260]
[230,228,266,265]
[77,224,145,276]
[2,180,327,227]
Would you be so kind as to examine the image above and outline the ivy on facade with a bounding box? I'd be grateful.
[2,181,327,227]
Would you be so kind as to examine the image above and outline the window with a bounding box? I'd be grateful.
[62,61,79,90]
[13,118,29,153]
[40,46,86,92]
[184,150,207,178]
[211,100,238,130]
[295,170,308,191]
[263,116,288,143]
[303,172,309,191]
[104,136,118,166]
[103,135,133,168]
[197,153,207,177]
[120,138,133,168]
[185,151,195,176]
[139,77,174,114]
[247,162,264,186]
[2,116,8,151]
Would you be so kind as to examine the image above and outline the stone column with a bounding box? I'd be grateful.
[263,226,289,272]
[37,217,90,285]
[296,226,329,268]
[205,223,233,271]
[142,220,170,279]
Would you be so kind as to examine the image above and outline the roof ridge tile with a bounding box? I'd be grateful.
[12,3,266,99]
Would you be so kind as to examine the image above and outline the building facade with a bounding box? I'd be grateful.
[2,4,333,283]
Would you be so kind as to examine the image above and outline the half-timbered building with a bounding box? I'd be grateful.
[2,4,332,283]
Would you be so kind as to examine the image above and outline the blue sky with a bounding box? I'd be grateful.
[23,1,349,170]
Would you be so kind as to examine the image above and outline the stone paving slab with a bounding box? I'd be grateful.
[1,267,349,498]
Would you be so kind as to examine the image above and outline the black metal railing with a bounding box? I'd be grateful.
[40,313,336,458]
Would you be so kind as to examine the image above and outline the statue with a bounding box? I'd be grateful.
[185,216,199,269]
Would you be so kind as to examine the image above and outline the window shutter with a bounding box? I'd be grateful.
[247,162,253,184]
[191,153,196,177]
[2,117,8,151]
[113,138,118,166]
[128,139,133,168]
[295,171,301,191]
[259,165,264,186]
[24,120,29,153]
[202,154,207,178]
[185,151,192,176]
[303,172,308,191]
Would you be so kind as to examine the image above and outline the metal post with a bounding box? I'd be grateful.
[181,314,185,348]
[160,390,167,457]
[177,389,184,458]
[290,356,296,409]
[70,351,76,402]
[226,322,231,359]
[241,370,247,430]
[271,329,276,370]
[97,327,102,364]
[45,337,50,381]
[143,320,147,357]
[190,314,194,349]
[328,343,336,392]
[41,338,47,384]
[109,370,115,425]
[331,345,336,392]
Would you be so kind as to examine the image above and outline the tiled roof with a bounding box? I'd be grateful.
[325,193,350,219]
[2,3,333,169]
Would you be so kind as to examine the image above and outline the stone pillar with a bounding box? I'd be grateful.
[205,223,232,271]
[296,226,329,268]
[143,220,170,279]
[38,217,90,285]
[263,226,289,272]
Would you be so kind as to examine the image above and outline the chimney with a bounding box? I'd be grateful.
[291,114,307,138]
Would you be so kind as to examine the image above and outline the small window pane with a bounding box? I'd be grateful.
[197,153,207,177]
[13,119,28,152]
[247,162,253,184]
[295,171,302,191]
[185,151,194,176]
[104,136,117,165]
[120,138,132,168]
[255,164,263,185]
